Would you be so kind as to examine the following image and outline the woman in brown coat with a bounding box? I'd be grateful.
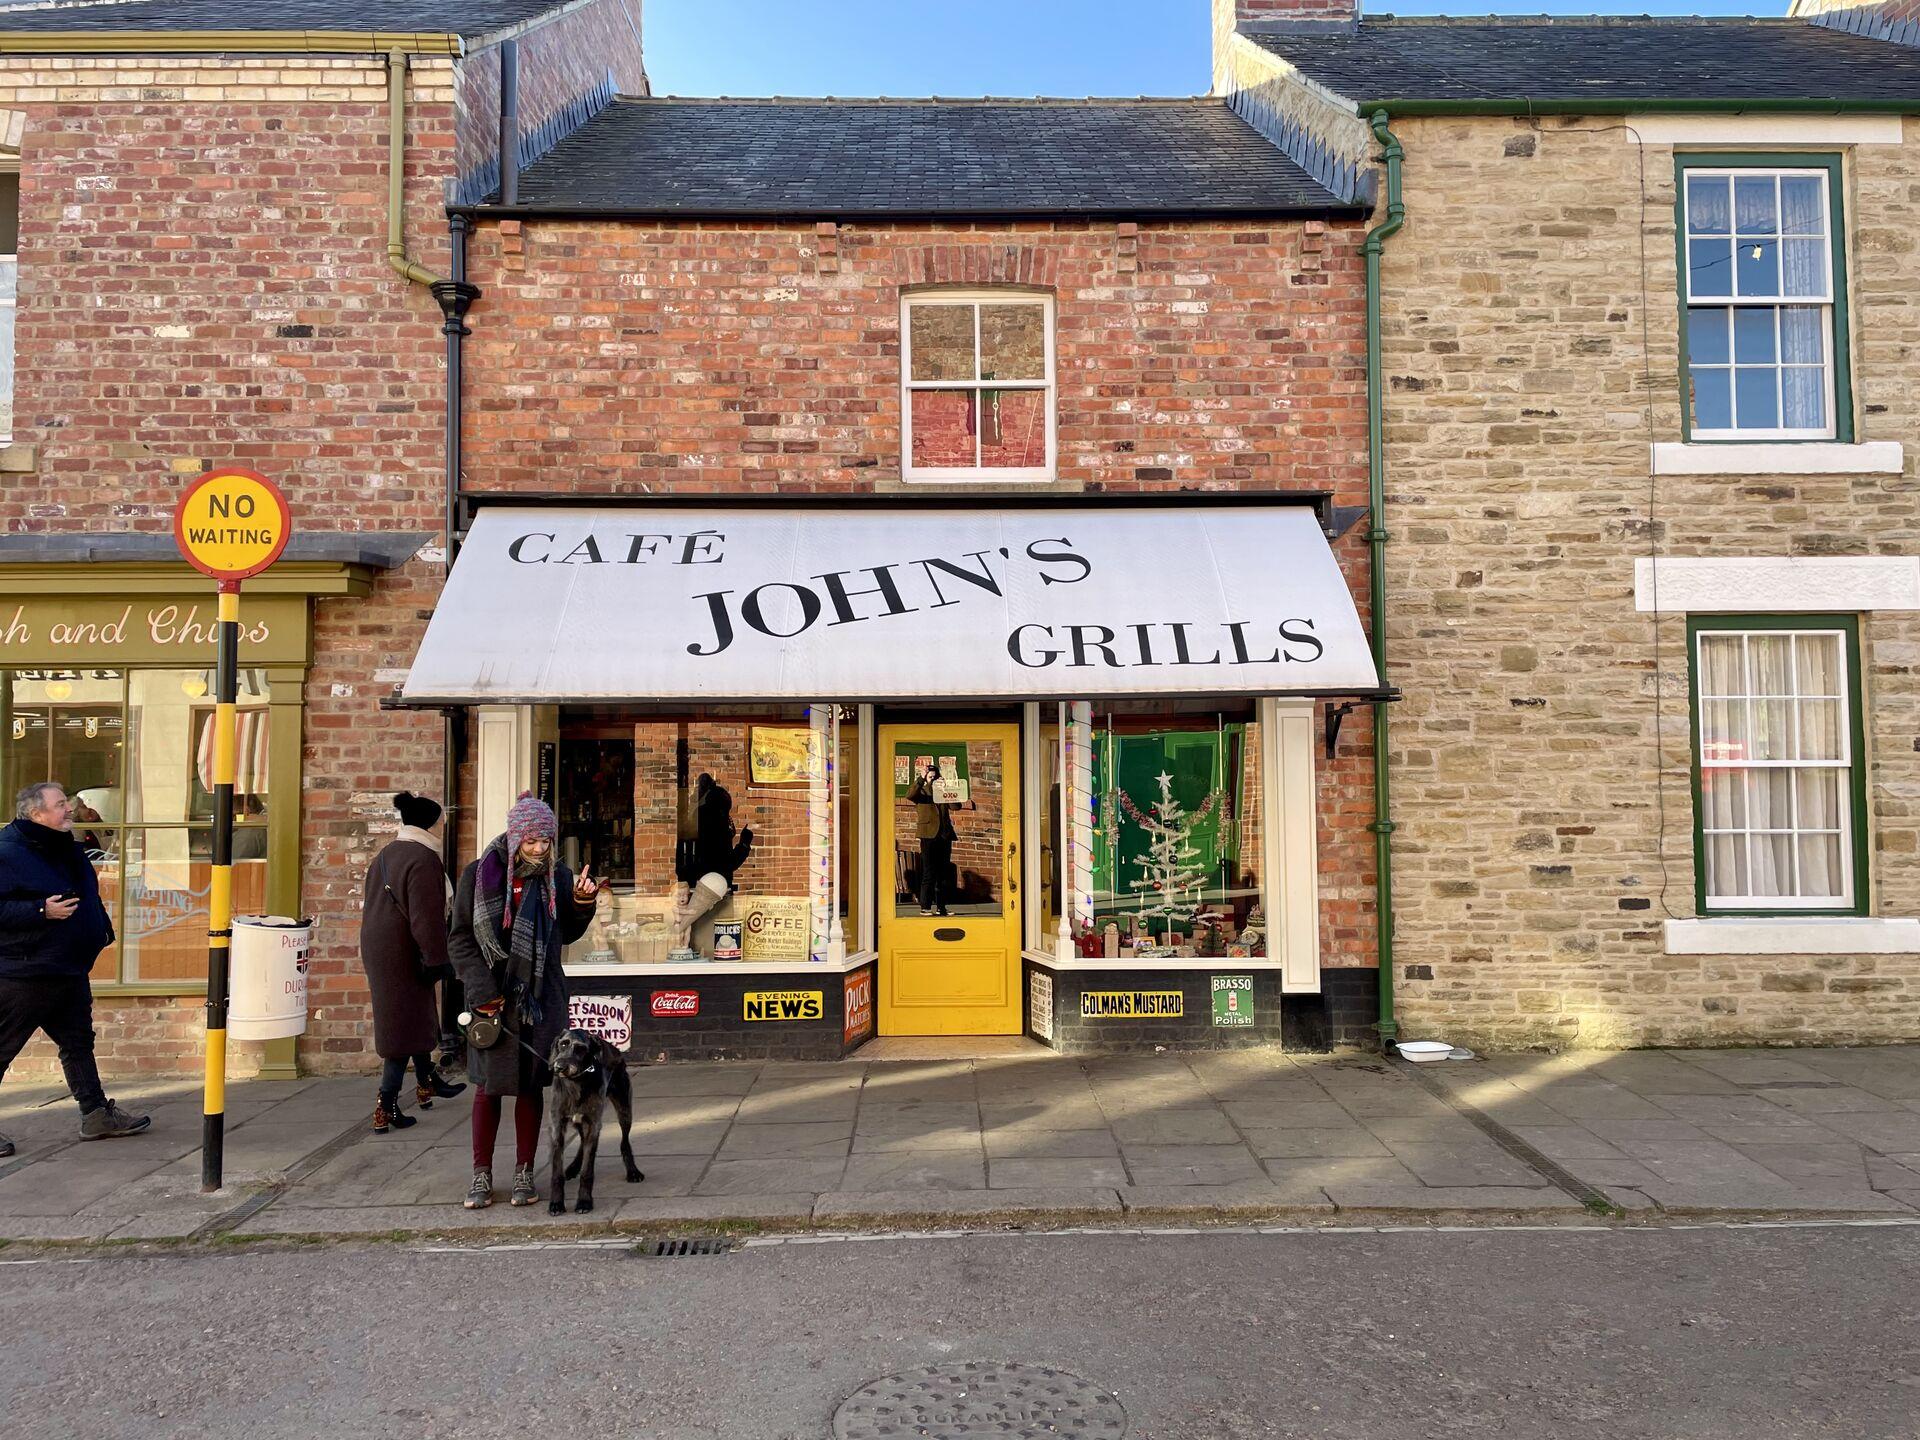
[359,792,466,1133]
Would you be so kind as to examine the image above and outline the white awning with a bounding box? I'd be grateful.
[401,502,1381,704]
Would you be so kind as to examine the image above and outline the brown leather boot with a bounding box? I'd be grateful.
[372,1095,392,1134]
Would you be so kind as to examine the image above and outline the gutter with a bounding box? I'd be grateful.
[0,30,463,55]
[1356,97,1920,117]
[1362,110,1404,1051]
[449,203,1373,224]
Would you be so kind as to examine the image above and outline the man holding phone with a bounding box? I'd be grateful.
[0,782,149,1156]
[906,760,958,918]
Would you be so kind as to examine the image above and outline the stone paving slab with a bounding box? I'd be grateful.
[7,1045,1920,1243]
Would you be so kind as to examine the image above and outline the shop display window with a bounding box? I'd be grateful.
[1043,702,1268,960]
[0,668,272,984]
[564,704,860,965]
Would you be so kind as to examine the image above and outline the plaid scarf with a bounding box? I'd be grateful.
[472,834,556,1028]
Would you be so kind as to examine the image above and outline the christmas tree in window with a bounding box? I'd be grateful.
[1128,771,1210,946]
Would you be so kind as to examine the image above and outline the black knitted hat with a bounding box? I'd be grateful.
[394,791,443,830]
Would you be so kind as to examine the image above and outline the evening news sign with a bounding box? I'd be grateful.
[403,506,1380,703]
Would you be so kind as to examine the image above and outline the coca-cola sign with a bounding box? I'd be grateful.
[650,990,700,1019]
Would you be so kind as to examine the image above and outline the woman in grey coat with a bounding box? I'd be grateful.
[358,792,466,1133]
[449,791,600,1210]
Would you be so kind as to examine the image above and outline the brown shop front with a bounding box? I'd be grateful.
[409,498,1388,1060]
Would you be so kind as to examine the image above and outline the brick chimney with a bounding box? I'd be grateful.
[1229,0,1359,21]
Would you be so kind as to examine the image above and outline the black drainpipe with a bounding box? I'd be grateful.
[498,39,521,207]
[430,219,479,885]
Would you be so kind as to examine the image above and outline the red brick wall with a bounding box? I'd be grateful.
[461,215,1380,977]
[0,79,455,1081]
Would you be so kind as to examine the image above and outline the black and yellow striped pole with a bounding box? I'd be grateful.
[173,468,291,1194]
[202,580,241,1190]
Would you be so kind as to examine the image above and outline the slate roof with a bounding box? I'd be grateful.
[1244,17,1920,107]
[0,0,569,39]
[488,97,1363,218]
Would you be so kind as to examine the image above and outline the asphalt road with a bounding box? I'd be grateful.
[3,1221,1918,1439]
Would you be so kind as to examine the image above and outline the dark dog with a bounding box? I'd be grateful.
[545,1028,644,1215]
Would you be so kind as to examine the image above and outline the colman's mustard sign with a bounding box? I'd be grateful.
[1079,990,1184,1019]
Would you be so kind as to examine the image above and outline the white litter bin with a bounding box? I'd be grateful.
[229,914,313,1041]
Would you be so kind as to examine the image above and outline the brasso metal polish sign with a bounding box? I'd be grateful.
[403,505,1379,702]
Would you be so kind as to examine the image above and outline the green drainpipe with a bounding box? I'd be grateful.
[1363,110,1405,1049]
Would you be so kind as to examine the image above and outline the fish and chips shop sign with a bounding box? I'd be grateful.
[403,504,1380,703]
[0,596,308,666]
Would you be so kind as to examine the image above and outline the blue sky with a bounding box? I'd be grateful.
[643,1,1783,97]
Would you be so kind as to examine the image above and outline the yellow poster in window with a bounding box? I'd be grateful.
[749,726,813,786]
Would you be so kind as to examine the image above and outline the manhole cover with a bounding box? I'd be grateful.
[833,1362,1127,1439]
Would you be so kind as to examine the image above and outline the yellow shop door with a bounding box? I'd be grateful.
[877,722,1022,1035]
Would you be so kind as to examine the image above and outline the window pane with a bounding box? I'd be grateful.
[1736,237,1780,297]
[1749,699,1793,762]
[1779,306,1823,364]
[908,304,975,382]
[1687,307,1730,366]
[1086,704,1265,956]
[1796,833,1845,900]
[1690,367,1732,430]
[126,669,271,823]
[1700,766,1746,829]
[124,828,267,982]
[564,707,846,966]
[1698,634,1743,698]
[1797,701,1845,762]
[979,304,1046,382]
[1734,174,1778,235]
[1781,238,1827,298]
[1752,830,1793,899]
[909,388,977,469]
[1795,769,1842,829]
[978,388,1047,469]
[1688,237,1732,298]
[5,672,131,819]
[891,738,1006,919]
[1732,308,1776,363]
[1782,367,1825,431]
[1748,635,1793,695]
[1780,175,1824,235]
[1687,175,1731,235]
[1701,699,1747,761]
[1734,366,1779,429]
[1704,833,1748,900]
[1794,632,1842,695]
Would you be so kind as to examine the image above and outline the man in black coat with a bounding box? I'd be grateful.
[0,782,150,1155]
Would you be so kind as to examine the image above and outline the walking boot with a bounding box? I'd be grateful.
[509,1162,538,1207]
[373,1092,417,1134]
[78,1101,151,1141]
[464,1166,494,1209]
[415,1070,467,1110]
[0,1130,13,1158]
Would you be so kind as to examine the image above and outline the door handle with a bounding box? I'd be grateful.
[1007,839,1019,897]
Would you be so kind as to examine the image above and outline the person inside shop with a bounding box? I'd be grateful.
[907,760,958,917]
[358,791,467,1135]
[449,791,601,1210]
[676,772,753,889]
[0,782,150,1157]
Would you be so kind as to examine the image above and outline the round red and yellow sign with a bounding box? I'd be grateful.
[173,468,292,581]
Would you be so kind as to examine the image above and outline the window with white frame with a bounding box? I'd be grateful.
[902,292,1053,481]
[1678,157,1849,441]
[1690,616,1867,915]
[0,168,16,443]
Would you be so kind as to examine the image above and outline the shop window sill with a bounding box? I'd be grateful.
[1664,917,1920,956]
[570,951,873,978]
[1023,948,1287,972]
[1651,441,1904,477]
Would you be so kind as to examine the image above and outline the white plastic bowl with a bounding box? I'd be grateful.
[1396,1041,1453,1063]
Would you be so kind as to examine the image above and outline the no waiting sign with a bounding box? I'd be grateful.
[174,468,292,581]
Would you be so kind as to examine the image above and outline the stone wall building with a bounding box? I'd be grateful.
[1215,0,1920,1048]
